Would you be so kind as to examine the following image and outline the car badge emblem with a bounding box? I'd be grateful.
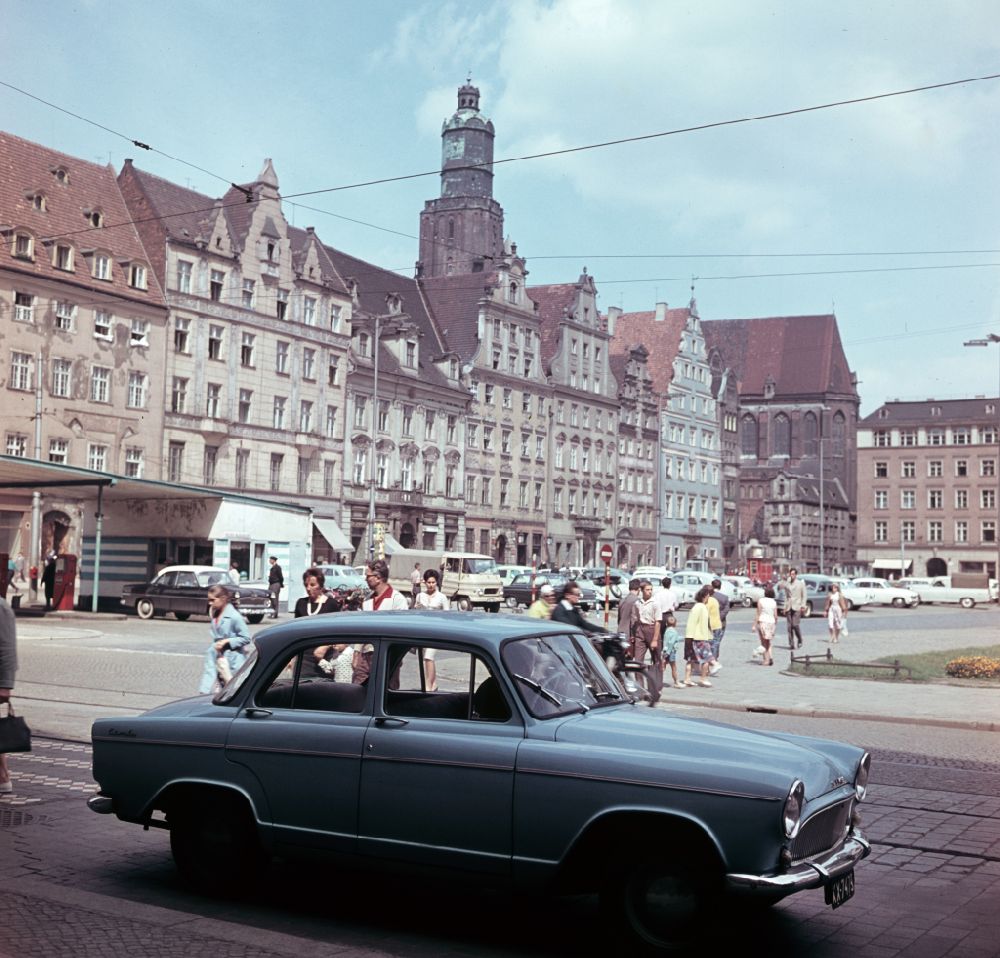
[832,776,847,787]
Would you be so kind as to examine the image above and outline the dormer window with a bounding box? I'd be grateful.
[93,253,112,281]
[507,282,517,303]
[358,332,370,358]
[877,408,889,419]
[27,191,47,211]
[12,232,33,260]
[931,406,941,416]
[54,244,74,271]
[52,167,70,185]
[386,293,402,315]
[266,241,277,262]
[404,342,417,368]
[83,208,103,228]
[129,263,148,289]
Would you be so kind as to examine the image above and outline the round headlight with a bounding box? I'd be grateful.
[783,780,805,839]
[854,752,872,801]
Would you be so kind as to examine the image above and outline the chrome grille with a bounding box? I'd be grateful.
[792,799,852,860]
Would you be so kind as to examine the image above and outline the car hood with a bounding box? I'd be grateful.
[550,706,859,801]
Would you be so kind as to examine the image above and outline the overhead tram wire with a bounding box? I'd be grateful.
[26,69,1000,249]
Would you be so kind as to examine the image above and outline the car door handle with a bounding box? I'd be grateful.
[373,716,409,728]
[243,707,272,719]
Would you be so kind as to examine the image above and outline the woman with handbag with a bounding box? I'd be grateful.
[198,584,251,694]
[825,582,849,644]
[0,595,20,793]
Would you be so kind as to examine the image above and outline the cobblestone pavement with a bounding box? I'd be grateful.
[2,739,1000,957]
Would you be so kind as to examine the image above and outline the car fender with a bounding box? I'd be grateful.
[145,775,273,838]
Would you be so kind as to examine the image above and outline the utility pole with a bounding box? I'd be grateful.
[29,351,43,604]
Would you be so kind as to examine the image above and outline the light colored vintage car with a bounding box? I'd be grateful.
[89,612,871,951]
[850,577,920,608]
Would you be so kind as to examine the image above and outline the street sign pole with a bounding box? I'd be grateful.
[599,543,614,628]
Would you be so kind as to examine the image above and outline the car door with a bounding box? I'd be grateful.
[358,639,521,876]
[146,571,175,609]
[171,570,201,614]
[225,639,373,854]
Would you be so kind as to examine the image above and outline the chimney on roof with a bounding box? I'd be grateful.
[654,302,668,322]
[607,305,621,336]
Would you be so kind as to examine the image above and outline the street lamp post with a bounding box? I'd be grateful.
[964,333,1000,581]
[367,314,403,562]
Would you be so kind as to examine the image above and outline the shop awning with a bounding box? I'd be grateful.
[871,558,913,571]
[312,516,352,552]
[383,532,403,556]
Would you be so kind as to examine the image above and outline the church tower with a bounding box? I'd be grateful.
[417,82,505,277]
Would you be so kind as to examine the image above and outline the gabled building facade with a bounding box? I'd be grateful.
[0,132,168,566]
[118,158,355,571]
[703,314,860,574]
[531,272,620,568]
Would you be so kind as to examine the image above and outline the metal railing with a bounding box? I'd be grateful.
[791,649,912,679]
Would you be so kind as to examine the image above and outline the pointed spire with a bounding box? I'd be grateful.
[255,158,280,199]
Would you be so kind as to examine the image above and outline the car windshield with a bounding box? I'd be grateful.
[213,644,258,704]
[197,570,232,587]
[463,558,498,574]
[501,633,622,718]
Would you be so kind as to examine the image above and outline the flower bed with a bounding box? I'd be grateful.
[945,656,1000,679]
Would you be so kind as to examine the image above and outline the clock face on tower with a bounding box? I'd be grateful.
[444,135,465,160]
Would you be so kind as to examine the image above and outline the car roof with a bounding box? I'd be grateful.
[156,565,227,576]
[252,611,576,658]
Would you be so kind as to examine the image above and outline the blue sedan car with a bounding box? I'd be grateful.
[89,612,870,951]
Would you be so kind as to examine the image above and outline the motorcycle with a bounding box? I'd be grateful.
[591,631,655,706]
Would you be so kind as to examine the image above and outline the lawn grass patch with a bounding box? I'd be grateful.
[787,644,1000,683]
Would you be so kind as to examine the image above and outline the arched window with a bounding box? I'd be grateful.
[803,412,818,457]
[832,411,846,456]
[773,414,791,457]
[740,415,758,456]
[448,218,455,239]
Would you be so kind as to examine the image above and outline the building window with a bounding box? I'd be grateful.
[874,490,888,510]
[358,333,370,358]
[299,400,313,433]
[329,304,342,331]
[52,301,76,332]
[873,430,890,447]
[238,389,252,423]
[404,342,416,367]
[127,371,147,408]
[276,341,289,374]
[570,405,579,427]
[445,462,456,497]
[901,461,916,478]
[90,366,111,403]
[129,263,147,289]
[983,489,997,510]
[48,438,68,464]
[772,414,791,456]
[13,232,33,260]
[901,520,915,543]
[171,377,189,413]
[899,429,917,447]
[501,429,512,455]
[928,489,943,510]
[401,405,413,436]
[325,405,337,438]
[235,450,250,489]
[378,401,389,432]
[174,317,191,353]
[953,428,970,445]
[956,488,969,509]
[201,445,217,485]
[955,460,968,478]
[241,278,255,309]
[88,443,109,472]
[276,289,289,321]
[124,447,144,478]
[900,489,915,510]
[297,458,310,495]
[354,396,367,429]
[210,269,224,301]
[206,383,221,418]
[376,453,388,489]
[5,434,27,457]
[328,356,340,386]
[555,443,564,468]
[982,521,996,544]
[54,244,74,271]
[177,260,192,293]
[51,358,72,398]
[465,475,477,503]
[303,297,316,326]
[928,460,943,477]
[485,383,495,405]
[740,415,758,456]
[129,317,148,346]
[874,520,888,543]
[14,292,35,324]
[927,428,945,446]
[94,254,111,281]
[352,449,367,485]
[482,425,493,451]
[927,520,943,543]
[323,460,336,497]
[10,352,34,391]
[955,520,968,543]
[207,325,224,360]
[269,453,283,492]
[981,459,996,477]
[240,332,255,367]
[447,415,457,444]
[500,478,510,507]
[302,347,316,380]
[273,397,286,430]
[480,477,491,506]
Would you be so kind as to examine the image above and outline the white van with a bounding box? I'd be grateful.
[389,549,504,612]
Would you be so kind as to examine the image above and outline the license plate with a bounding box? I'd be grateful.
[824,869,855,909]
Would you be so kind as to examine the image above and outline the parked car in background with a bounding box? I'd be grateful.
[897,576,996,609]
[505,573,599,611]
[315,565,368,595]
[121,566,273,623]
[850,578,920,608]
[580,567,629,609]
[796,575,873,616]
[497,565,534,587]
[727,576,764,608]
[90,611,872,952]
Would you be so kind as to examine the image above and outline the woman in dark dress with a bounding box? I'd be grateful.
[295,567,350,679]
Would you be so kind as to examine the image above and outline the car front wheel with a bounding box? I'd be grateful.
[506,595,519,609]
[136,598,155,620]
[803,602,813,618]
[960,597,976,609]
[891,597,905,608]
[844,599,856,611]
[602,854,715,952]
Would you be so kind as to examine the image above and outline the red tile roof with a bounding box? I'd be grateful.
[417,272,498,361]
[608,306,689,397]
[702,315,856,398]
[0,131,165,307]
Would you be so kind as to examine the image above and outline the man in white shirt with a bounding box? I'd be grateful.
[355,559,409,685]
[652,576,678,650]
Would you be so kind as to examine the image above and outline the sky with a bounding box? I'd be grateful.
[3,0,1000,415]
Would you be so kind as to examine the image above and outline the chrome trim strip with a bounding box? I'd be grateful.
[362,754,514,772]
[517,766,775,801]
[91,737,226,749]
[726,831,871,895]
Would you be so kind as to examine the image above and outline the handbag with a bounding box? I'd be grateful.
[0,704,32,753]
[841,621,850,638]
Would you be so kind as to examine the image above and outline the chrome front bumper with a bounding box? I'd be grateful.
[726,831,871,895]
[88,793,114,814]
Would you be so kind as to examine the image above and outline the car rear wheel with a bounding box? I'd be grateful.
[891,597,905,608]
[136,598,155,620]
[456,597,471,611]
[602,853,715,953]
[169,792,264,894]
[505,595,519,608]
[803,602,813,618]
[742,596,753,608]
[844,599,856,611]
[960,597,976,609]
[174,612,191,621]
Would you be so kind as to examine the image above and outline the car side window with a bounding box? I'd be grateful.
[384,645,511,723]
[156,572,176,587]
[446,558,460,573]
[256,645,370,713]
[175,572,198,588]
